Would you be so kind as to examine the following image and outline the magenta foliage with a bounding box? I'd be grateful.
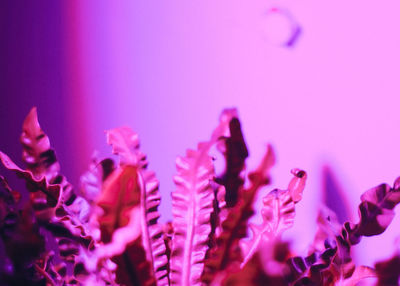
[0,107,400,286]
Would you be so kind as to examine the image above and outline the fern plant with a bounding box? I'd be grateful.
[0,107,399,285]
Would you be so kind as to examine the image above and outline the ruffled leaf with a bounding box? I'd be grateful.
[20,108,84,218]
[203,110,242,265]
[354,179,400,237]
[0,151,91,263]
[1,123,95,281]
[334,177,400,265]
[170,147,215,286]
[106,126,145,167]
[0,151,61,211]
[169,109,250,286]
[201,145,275,284]
[241,169,307,267]
[288,176,400,285]
[96,165,156,286]
[139,169,169,284]
[107,127,168,285]
[20,107,59,181]
[262,169,306,236]
[287,245,338,285]
[215,110,249,208]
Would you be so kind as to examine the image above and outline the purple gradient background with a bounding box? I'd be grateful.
[1,1,400,268]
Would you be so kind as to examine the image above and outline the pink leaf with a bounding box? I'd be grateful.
[170,147,215,286]
[287,168,307,203]
[20,107,60,181]
[96,166,140,243]
[241,169,307,267]
[202,146,275,284]
[214,110,249,208]
[95,165,156,286]
[106,127,144,167]
[0,151,61,211]
[106,127,168,285]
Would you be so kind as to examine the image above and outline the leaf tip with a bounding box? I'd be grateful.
[23,106,40,130]
[288,168,307,203]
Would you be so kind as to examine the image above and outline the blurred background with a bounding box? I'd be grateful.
[1,0,400,267]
